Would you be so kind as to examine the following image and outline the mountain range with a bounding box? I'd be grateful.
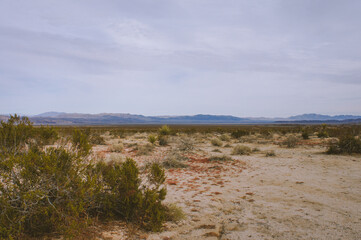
[1,112,361,125]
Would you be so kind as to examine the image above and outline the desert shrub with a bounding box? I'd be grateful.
[164,204,185,222]
[110,143,124,153]
[283,135,298,148]
[178,137,194,152]
[158,125,171,136]
[110,129,125,138]
[220,134,230,142]
[212,148,222,152]
[232,145,251,155]
[0,147,96,238]
[302,131,309,140]
[0,114,33,155]
[231,129,248,139]
[317,124,329,138]
[136,143,154,155]
[33,125,59,146]
[0,116,169,238]
[211,138,223,147]
[208,155,233,161]
[265,150,276,157]
[89,133,106,145]
[71,129,92,155]
[224,143,232,148]
[148,135,157,144]
[141,163,167,231]
[158,136,168,146]
[327,135,361,154]
[252,147,260,152]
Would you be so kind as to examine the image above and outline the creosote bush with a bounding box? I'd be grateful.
[327,135,361,154]
[231,129,249,139]
[158,125,171,136]
[0,116,168,239]
[283,135,298,148]
[231,145,251,155]
[148,135,157,144]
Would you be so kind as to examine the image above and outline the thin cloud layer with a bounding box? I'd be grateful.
[1,0,360,117]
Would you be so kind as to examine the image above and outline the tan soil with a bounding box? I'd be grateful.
[95,134,361,240]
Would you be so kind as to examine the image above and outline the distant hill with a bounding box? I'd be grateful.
[1,112,361,125]
[289,113,361,121]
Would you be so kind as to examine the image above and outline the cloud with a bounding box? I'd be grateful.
[0,0,360,116]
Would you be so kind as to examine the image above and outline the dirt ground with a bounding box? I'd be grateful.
[95,133,361,240]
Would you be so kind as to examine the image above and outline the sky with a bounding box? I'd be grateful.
[1,0,361,117]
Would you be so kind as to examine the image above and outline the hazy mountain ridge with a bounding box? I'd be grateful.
[1,112,361,125]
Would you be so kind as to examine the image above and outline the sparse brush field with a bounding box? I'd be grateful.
[1,117,361,239]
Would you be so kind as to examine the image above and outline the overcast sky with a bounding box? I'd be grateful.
[1,0,361,117]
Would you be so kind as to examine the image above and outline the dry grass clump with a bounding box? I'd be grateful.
[165,203,186,222]
[178,136,195,152]
[212,149,222,153]
[232,145,251,155]
[162,151,188,169]
[224,143,232,148]
[265,150,276,157]
[158,136,169,146]
[110,143,124,152]
[220,134,231,142]
[252,147,260,152]
[136,143,154,156]
[211,138,223,147]
[208,155,233,161]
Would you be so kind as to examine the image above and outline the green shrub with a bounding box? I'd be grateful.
[301,129,309,140]
[211,138,223,147]
[33,125,59,146]
[0,114,33,155]
[231,130,248,139]
[327,135,361,154]
[0,116,169,238]
[232,145,251,155]
[71,129,92,156]
[283,135,298,148]
[148,135,157,144]
[158,125,171,136]
[317,124,329,138]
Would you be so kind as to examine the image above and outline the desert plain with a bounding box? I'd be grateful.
[90,129,361,240]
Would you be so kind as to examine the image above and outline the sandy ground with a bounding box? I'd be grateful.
[95,134,361,240]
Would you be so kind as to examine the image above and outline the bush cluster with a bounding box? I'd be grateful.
[231,129,249,139]
[0,115,168,239]
[327,135,361,154]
